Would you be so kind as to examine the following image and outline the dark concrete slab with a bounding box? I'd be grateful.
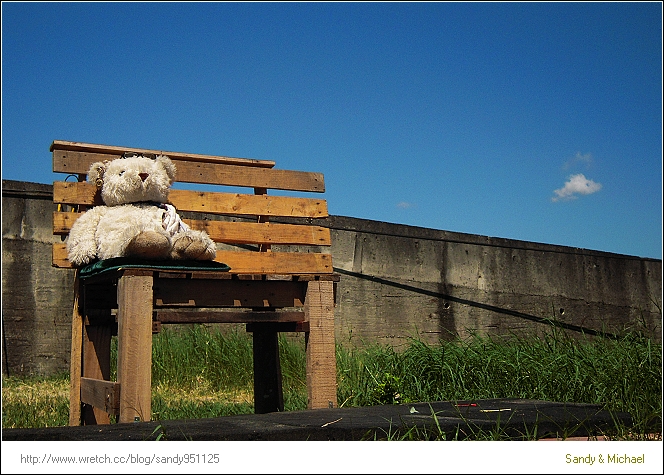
[2,399,634,441]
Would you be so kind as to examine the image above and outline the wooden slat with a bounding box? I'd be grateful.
[53,150,324,191]
[80,377,120,416]
[169,189,328,218]
[51,140,275,168]
[53,182,328,218]
[53,211,79,235]
[246,322,310,333]
[53,243,334,274]
[53,242,70,268]
[54,211,331,246]
[188,220,331,246]
[176,161,325,192]
[53,181,103,207]
[154,279,307,308]
[54,211,332,245]
[155,309,305,324]
[215,250,333,275]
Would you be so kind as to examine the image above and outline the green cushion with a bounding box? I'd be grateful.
[79,257,230,279]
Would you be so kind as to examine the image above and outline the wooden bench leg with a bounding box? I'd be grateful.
[305,280,337,409]
[81,324,112,424]
[116,271,153,423]
[68,273,83,426]
[252,328,284,414]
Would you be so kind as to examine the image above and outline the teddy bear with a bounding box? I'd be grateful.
[66,152,217,266]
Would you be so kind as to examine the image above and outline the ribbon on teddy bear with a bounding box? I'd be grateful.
[160,203,190,236]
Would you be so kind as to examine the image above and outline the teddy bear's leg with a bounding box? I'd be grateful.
[170,230,217,261]
[125,230,172,260]
[67,207,105,266]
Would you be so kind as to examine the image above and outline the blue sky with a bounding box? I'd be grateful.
[2,2,662,259]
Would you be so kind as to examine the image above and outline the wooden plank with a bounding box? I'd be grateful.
[53,181,103,207]
[305,280,337,409]
[53,182,328,218]
[68,272,83,426]
[215,250,333,274]
[246,322,309,333]
[51,140,275,168]
[154,279,307,308]
[56,211,332,246]
[53,150,324,191]
[82,325,113,424]
[53,243,70,268]
[156,309,305,324]
[53,211,79,235]
[252,329,284,414]
[116,272,153,423]
[188,221,331,246]
[254,187,271,252]
[80,378,120,416]
[169,190,328,217]
[175,161,325,192]
[53,243,334,273]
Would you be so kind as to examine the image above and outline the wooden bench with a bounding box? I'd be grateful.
[51,140,339,425]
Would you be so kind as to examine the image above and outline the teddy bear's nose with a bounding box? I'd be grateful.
[139,173,149,182]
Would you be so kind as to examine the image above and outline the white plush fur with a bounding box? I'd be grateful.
[66,154,217,266]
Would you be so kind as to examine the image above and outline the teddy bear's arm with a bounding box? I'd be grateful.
[66,207,106,266]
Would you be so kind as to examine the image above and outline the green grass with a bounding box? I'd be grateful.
[1,373,70,429]
[2,324,661,440]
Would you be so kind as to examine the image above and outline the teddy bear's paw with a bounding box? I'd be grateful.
[66,244,95,266]
[171,232,217,261]
[69,252,93,267]
[125,231,172,259]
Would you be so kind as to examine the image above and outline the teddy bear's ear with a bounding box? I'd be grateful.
[156,155,177,182]
[87,161,107,188]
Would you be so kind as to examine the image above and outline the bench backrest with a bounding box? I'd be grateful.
[51,140,333,275]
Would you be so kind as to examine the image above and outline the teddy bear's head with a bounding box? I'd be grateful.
[87,153,177,206]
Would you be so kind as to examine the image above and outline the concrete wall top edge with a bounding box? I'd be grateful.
[3,179,660,263]
[2,180,53,200]
[323,215,661,263]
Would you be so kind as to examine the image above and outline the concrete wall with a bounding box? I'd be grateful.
[2,180,662,376]
[2,181,75,376]
[328,216,661,348]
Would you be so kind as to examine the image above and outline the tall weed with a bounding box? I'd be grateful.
[2,324,660,437]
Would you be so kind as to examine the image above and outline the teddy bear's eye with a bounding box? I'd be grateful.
[119,170,125,175]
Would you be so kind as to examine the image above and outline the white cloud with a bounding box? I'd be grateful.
[552,173,602,202]
[396,201,414,209]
